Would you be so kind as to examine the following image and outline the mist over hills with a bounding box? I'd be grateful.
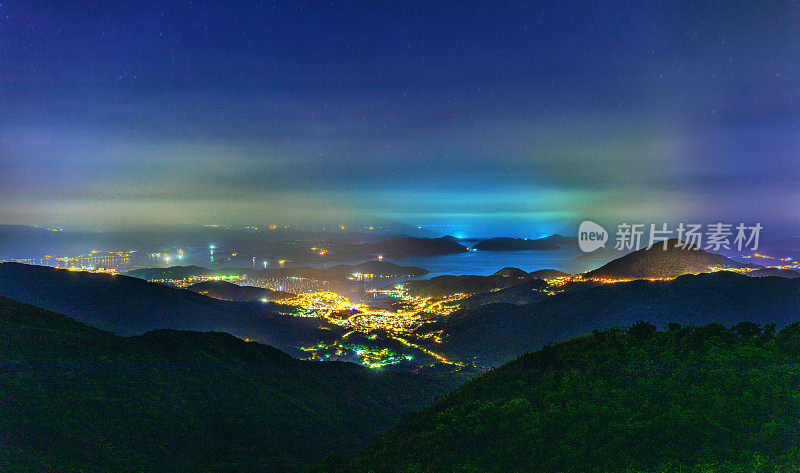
[0,225,109,259]
[5,0,800,470]
[2,238,790,370]
[0,225,467,265]
[4,238,800,471]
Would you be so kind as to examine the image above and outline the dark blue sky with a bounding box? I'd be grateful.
[2,1,799,236]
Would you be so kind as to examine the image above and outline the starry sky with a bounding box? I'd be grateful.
[2,1,799,237]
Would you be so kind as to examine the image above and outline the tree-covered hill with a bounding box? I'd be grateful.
[0,297,456,473]
[125,264,214,280]
[457,279,550,309]
[337,321,800,473]
[585,239,748,279]
[186,279,295,301]
[417,271,800,366]
[403,273,545,299]
[0,262,340,354]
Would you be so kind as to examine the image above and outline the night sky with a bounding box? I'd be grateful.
[2,1,799,237]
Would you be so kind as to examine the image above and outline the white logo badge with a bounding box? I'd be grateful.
[578,221,608,252]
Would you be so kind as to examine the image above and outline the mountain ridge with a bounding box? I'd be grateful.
[0,296,455,473]
[585,239,750,279]
[0,262,340,354]
[337,321,800,472]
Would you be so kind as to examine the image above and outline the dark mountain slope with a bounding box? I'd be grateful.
[339,322,800,473]
[0,296,455,473]
[457,279,550,309]
[125,264,211,280]
[402,273,538,298]
[492,267,529,278]
[585,239,748,279]
[528,268,572,279]
[186,280,295,301]
[0,263,338,353]
[419,272,800,366]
